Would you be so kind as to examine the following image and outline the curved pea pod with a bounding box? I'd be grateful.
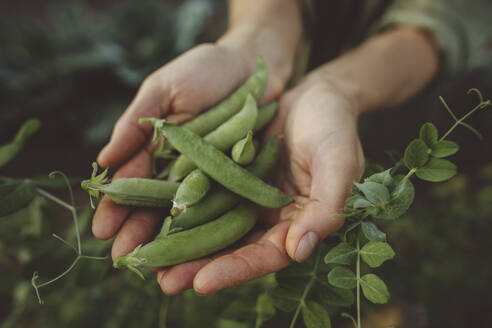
[171,136,279,230]
[168,94,258,181]
[113,203,258,277]
[254,102,278,132]
[143,119,292,208]
[81,163,178,208]
[171,169,211,216]
[231,130,256,165]
[181,57,268,137]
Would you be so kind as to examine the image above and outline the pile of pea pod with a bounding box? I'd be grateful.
[81,58,292,278]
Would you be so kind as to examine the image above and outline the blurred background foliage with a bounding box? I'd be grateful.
[1,0,492,327]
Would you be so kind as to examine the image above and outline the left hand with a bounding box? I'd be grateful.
[156,79,365,295]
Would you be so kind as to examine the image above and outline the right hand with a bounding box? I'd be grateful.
[92,43,285,260]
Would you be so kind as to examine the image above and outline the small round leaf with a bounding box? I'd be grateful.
[360,273,390,304]
[327,267,356,289]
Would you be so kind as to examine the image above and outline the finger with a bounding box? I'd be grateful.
[111,208,162,261]
[92,143,154,240]
[286,134,364,262]
[157,228,266,295]
[157,258,212,295]
[98,77,171,168]
[193,220,292,295]
[92,195,131,240]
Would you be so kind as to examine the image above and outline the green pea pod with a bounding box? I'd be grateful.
[231,130,256,165]
[171,136,279,230]
[253,102,278,132]
[142,119,292,208]
[171,169,211,216]
[155,216,173,239]
[168,94,258,181]
[81,164,178,208]
[113,203,258,277]
[181,57,268,137]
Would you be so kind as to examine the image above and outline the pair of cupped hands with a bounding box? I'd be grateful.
[93,43,365,295]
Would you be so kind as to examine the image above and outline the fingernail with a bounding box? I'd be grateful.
[294,232,319,262]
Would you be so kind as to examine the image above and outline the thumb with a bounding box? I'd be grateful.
[285,139,364,262]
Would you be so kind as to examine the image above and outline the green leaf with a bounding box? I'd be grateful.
[360,274,390,304]
[361,222,386,242]
[270,286,301,312]
[0,180,37,217]
[353,198,373,209]
[360,242,395,268]
[354,182,390,205]
[14,119,41,142]
[255,293,276,328]
[0,118,41,168]
[416,158,457,182]
[373,176,415,220]
[430,140,459,158]
[218,319,249,328]
[318,285,354,307]
[327,267,356,289]
[302,301,331,328]
[29,175,80,188]
[404,139,429,169]
[324,242,357,265]
[364,169,393,187]
[419,122,438,147]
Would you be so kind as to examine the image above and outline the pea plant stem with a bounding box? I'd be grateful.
[404,168,416,181]
[36,188,81,254]
[36,257,80,288]
[31,177,109,304]
[439,90,491,142]
[289,248,322,328]
[356,237,361,328]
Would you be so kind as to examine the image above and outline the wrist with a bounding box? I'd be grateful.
[217,26,298,96]
[217,0,302,96]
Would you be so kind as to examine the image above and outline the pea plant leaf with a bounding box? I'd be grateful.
[29,175,80,188]
[269,285,300,312]
[361,222,386,242]
[302,301,331,328]
[416,158,457,182]
[360,242,395,268]
[324,242,357,265]
[404,139,429,170]
[354,181,390,205]
[353,198,373,209]
[360,274,390,304]
[373,176,415,220]
[430,140,459,158]
[327,267,356,289]
[0,179,37,217]
[0,118,41,169]
[255,293,276,328]
[272,244,335,314]
[364,169,392,187]
[419,122,438,147]
[318,283,354,307]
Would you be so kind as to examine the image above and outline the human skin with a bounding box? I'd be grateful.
[155,27,439,295]
[92,0,438,295]
[92,0,301,272]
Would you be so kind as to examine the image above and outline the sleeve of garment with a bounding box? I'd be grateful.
[370,0,492,77]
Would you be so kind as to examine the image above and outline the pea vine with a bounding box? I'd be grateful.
[0,119,109,305]
[257,88,491,328]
